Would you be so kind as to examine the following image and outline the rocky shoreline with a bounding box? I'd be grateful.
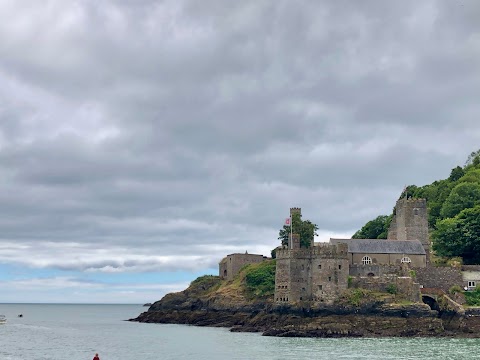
[130,288,480,337]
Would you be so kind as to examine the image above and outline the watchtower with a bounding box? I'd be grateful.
[388,198,430,263]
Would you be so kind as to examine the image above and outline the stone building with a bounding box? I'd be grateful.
[219,253,267,281]
[329,238,426,268]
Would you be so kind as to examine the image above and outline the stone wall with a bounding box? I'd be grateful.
[349,264,408,277]
[414,267,463,292]
[350,275,421,302]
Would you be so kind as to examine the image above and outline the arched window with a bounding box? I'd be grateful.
[362,256,372,265]
[401,256,412,264]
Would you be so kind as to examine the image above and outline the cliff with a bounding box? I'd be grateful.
[129,267,479,337]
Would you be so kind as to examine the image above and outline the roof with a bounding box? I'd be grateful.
[330,238,426,255]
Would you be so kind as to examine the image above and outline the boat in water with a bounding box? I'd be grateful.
[0,315,6,324]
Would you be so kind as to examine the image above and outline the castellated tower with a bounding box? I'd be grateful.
[274,243,349,305]
[388,198,430,263]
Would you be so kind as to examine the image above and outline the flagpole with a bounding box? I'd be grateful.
[290,214,293,249]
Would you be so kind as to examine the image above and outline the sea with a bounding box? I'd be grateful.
[0,303,479,360]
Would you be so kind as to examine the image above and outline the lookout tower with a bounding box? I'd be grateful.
[388,198,430,263]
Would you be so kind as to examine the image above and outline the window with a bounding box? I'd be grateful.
[338,265,342,270]
[362,256,372,265]
[468,281,476,288]
[328,276,332,282]
[318,285,323,290]
[318,264,322,269]
[401,256,412,264]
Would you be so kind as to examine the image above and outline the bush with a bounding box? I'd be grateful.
[244,260,276,298]
[386,284,397,295]
[464,287,480,306]
[449,285,463,295]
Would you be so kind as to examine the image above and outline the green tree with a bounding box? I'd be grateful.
[352,215,392,239]
[440,182,480,219]
[465,149,480,167]
[433,205,480,264]
[448,166,465,182]
[278,212,318,248]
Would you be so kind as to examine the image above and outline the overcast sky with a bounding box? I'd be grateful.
[0,0,479,304]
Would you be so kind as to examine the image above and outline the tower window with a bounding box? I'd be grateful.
[318,285,323,290]
[328,277,332,282]
[362,256,372,265]
[338,265,342,270]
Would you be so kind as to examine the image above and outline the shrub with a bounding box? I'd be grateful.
[449,285,463,295]
[464,287,480,306]
[386,284,397,295]
[244,260,276,298]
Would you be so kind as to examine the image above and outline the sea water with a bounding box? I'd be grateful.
[0,303,479,360]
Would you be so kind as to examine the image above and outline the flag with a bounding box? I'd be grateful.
[285,217,291,226]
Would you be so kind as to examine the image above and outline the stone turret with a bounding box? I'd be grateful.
[388,198,430,263]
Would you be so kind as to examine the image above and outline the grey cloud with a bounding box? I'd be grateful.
[0,0,478,277]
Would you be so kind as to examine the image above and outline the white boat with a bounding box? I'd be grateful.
[0,315,6,324]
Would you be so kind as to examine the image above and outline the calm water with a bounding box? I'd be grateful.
[0,303,479,360]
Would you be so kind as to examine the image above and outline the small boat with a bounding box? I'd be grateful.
[0,315,6,324]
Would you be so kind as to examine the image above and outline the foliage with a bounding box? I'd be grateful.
[347,276,353,288]
[464,287,480,306]
[342,288,369,306]
[278,212,318,248]
[440,182,480,218]
[465,150,480,167]
[244,260,276,298]
[449,285,463,295]
[446,257,463,268]
[352,215,392,239]
[449,166,465,182]
[433,205,480,264]
[386,284,397,295]
[189,275,222,294]
[409,269,416,278]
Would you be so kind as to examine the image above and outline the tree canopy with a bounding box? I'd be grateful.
[278,212,318,248]
[351,215,392,239]
[433,205,480,264]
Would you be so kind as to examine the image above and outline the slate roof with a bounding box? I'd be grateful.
[330,238,426,255]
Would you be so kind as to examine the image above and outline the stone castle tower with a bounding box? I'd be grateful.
[388,198,430,263]
[275,243,349,304]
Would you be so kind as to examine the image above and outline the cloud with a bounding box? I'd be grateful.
[0,0,479,302]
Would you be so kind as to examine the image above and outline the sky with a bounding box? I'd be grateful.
[0,0,479,304]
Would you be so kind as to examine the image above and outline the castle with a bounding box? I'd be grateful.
[219,198,480,305]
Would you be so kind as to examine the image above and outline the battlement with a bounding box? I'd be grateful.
[275,243,348,259]
[290,207,302,216]
[396,198,427,206]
